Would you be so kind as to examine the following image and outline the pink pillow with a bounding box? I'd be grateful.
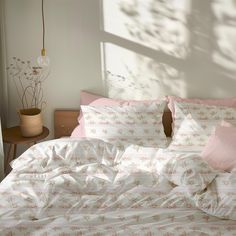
[168,96,236,119]
[201,124,236,172]
[71,91,167,138]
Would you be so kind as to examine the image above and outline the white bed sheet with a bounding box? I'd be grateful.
[0,138,236,235]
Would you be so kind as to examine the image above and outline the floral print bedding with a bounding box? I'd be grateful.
[0,138,236,235]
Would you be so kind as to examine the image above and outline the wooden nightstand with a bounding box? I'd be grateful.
[3,126,49,174]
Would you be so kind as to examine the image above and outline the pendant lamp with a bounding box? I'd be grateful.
[37,0,50,67]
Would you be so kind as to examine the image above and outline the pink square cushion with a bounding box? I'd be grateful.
[201,123,236,172]
[168,96,236,119]
[71,91,167,138]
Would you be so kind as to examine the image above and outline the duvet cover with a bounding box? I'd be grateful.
[0,138,236,236]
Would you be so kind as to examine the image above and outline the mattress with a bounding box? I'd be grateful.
[0,138,235,235]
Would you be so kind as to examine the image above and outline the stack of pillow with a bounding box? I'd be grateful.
[71,91,168,148]
[71,91,236,172]
[167,96,236,172]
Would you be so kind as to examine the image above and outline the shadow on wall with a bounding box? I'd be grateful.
[100,0,236,99]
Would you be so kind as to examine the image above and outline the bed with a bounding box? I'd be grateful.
[1,93,236,235]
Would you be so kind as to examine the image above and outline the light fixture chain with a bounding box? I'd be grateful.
[42,0,45,50]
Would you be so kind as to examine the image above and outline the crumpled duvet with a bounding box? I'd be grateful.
[162,153,236,220]
[0,138,236,236]
[193,170,236,220]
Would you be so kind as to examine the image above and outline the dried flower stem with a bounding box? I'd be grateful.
[7,57,49,110]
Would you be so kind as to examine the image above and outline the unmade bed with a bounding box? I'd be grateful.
[1,93,236,235]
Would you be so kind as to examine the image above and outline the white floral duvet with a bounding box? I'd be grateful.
[0,138,236,236]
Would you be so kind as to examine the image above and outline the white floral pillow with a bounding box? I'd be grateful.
[162,154,217,194]
[81,102,167,148]
[169,102,236,151]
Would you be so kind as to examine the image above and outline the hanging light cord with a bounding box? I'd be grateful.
[42,0,45,51]
[38,0,50,66]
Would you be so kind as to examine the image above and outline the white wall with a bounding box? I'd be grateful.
[3,0,236,140]
[4,0,104,139]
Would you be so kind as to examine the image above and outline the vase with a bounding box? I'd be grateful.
[19,108,43,137]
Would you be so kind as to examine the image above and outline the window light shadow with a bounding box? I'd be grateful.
[103,43,187,100]
[100,0,236,99]
[103,0,190,59]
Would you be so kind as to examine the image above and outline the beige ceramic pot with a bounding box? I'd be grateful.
[19,108,43,137]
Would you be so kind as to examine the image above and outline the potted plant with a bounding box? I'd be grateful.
[7,57,49,137]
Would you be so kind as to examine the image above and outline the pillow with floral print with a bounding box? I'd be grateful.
[169,102,236,151]
[81,102,167,148]
[71,91,167,138]
[162,154,217,194]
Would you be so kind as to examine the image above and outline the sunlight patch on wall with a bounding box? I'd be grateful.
[102,0,191,59]
[103,43,186,100]
[212,0,236,73]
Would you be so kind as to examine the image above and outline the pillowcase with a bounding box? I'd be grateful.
[72,91,124,138]
[201,123,236,171]
[71,91,167,138]
[168,96,236,119]
[81,102,167,148]
[162,154,217,194]
[169,102,236,151]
